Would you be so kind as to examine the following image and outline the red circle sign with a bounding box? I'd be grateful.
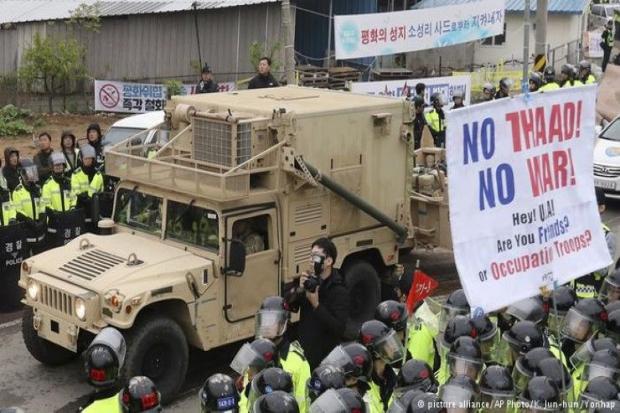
[99,83,120,109]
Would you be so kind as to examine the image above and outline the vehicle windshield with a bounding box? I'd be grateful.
[114,188,163,235]
[166,200,219,250]
[600,120,620,142]
[103,127,146,147]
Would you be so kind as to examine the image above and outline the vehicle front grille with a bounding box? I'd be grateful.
[193,117,252,168]
[59,249,125,281]
[594,164,620,177]
[40,283,73,316]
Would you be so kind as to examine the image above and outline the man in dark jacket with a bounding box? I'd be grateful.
[288,238,350,370]
[33,132,53,185]
[85,123,105,170]
[3,147,21,191]
[248,57,279,90]
[195,64,219,94]
[602,20,615,72]
[412,96,427,150]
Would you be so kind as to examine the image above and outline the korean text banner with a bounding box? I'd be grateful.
[95,80,236,113]
[350,75,471,106]
[446,86,611,314]
[334,0,505,60]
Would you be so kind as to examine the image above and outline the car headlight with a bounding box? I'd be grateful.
[75,298,87,321]
[27,280,39,301]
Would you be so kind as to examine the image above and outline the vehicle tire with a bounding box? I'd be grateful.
[122,315,188,405]
[22,308,77,366]
[343,261,380,340]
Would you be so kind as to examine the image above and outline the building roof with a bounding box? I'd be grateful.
[413,0,589,14]
[0,0,279,25]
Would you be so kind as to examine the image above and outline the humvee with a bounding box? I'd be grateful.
[19,86,445,402]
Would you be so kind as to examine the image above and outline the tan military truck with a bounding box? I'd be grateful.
[19,86,417,402]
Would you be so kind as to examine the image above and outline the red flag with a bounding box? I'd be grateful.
[406,269,439,315]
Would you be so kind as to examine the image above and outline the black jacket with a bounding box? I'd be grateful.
[196,79,219,94]
[248,73,279,90]
[413,112,427,149]
[3,147,21,191]
[294,269,350,369]
[33,149,53,185]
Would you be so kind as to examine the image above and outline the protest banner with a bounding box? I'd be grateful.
[334,0,505,60]
[446,86,612,313]
[350,75,471,106]
[95,80,236,113]
[583,30,604,58]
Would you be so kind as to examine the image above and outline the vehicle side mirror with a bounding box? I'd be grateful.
[226,239,246,276]
[130,137,143,146]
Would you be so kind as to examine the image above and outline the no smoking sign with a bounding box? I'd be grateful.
[99,83,120,109]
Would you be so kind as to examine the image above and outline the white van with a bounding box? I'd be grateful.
[102,111,165,149]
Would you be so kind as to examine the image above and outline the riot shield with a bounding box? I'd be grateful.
[0,222,26,312]
[46,209,86,249]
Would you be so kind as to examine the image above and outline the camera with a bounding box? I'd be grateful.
[302,275,320,293]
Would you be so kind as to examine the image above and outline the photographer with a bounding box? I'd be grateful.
[287,238,350,370]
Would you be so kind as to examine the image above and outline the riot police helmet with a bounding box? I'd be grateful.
[120,376,162,413]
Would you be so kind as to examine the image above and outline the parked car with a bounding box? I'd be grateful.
[589,4,620,29]
[594,116,620,197]
[102,111,165,149]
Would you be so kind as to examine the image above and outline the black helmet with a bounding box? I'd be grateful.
[600,269,620,304]
[408,393,446,413]
[375,300,408,332]
[390,389,425,413]
[430,93,442,106]
[561,64,573,76]
[359,320,405,365]
[310,388,366,413]
[120,376,162,413]
[306,365,345,403]
[249,367,293,409]
[199,374,239,413]
[503,320,544,356]
[543,66,556,82]
[606,309,620,341]
[260,296,288,311]
[479,365,514,397]
[471,316,498,362]
[519,376,560,407]
[441,315,477,349]
[252,390,299,413]
[513,347,555,393]
[321,343,372,381]
[448,336,482,380]
[569,335,619,369]
[581,376,620,405]
[256,296,289,340]
[561,298,607,343]
[439,290,470,333]
[499,77,513,89]
[529,72,543,90]
[395,359,437,397]
[229,338,277,376]
[584,349,620,382]
[535,358,572,395]
[83,327,126,388]
[579,60,592,71]
[439,375,478,408]
[505,296,546,325]
[605,300,620,314]
[550,286,577,313]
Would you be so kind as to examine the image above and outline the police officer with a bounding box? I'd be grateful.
[479,365,514,413]
[42,152,75,213]
[309,388,366,413]
[424,93,446,148]
[446,336,483,382]
[359,320,405,412]
[0,174,16,227]
[602,20,614,72]
[600,269,620,304]
[500,320,544,367]
[119,376,162,413]
[247,367,294,410]
[439,290,470,334]
[528,72,543,92]
[438,375,478,411]
[546,286,577,338]
[12,159,45,254]
[306,365,346,405]
[578,60,596,84]
[534,357,572,403]
[407,393,444,413]
[387,389,425,413]
[253,391,299,413]
[320,343,373,398]
[255,296,311,411]
[561,298,607,350]
[558,64,583,88]
[539,66,560,91]
[605,308,620,342]
[72,144,104,230]
[573,349,620,402]
[80,327,126,412]
[512,348,555,394]
[411,96,427,150]
[471,315,499,363]
[436,315,478,384]
[518,376,560,412]
[502,296,547,328]
[579,377,619,410]
[451,90,465,109]
[393,359,437,400]
[199,373,240,413]
[495,78,513,99]
[196,64,219,94]
[481,83,495,102]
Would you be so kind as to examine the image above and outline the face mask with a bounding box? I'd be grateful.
[312,254,325,275]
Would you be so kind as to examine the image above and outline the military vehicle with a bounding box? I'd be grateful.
[19,86,443,402]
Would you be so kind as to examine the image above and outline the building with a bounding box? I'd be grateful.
[409,0,590,72]
[0,0,284,83]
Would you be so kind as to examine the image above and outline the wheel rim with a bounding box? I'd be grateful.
[142,343,170,380]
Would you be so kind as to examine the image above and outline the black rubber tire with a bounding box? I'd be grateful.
[343,261,380,340]
[122,315,188,405]
[21,308,78,366]
[0,267,22,312]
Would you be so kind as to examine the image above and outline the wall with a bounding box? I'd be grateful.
[0,4,283,83]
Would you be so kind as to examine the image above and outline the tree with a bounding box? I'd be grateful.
[19,33,87,112]
[249,41,282,73]
[67,1,102,32]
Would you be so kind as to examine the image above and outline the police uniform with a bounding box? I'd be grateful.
[572,224,614,299]
[424,109,446,147]
[71,167,104,198]
[539,82,560,92]
[278,340,311,413]
[582,74,596,84]
[368,366,396,413]
[81,392,121,413]
[42,177,76,212]
[0,199,16,226]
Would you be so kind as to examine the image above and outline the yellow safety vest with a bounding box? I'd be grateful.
[572,224,611,298]
[562,80,584,88]
[368,380,393,413]
[42,177,76,212]
[605,29,615,48]
[540,82,560,91]
[424,110,445,133]
[407,322,437,370]
[81,393,122,413]
[280,341,311,413]
[71,168,104,198]
[1,201,16,226]
[584,74,596,84]
[11,185,42,220]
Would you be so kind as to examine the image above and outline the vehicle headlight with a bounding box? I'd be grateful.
[27,280,39,301]
[75,298,87,321]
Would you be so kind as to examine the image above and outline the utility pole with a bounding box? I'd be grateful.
[522,0,531,92]
[281,0,296,85]
[534,0,549,72]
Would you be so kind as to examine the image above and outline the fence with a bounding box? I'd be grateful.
[548,39,581,69]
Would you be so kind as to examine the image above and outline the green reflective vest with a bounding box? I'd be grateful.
[368,380,393,413]
[11,185,42,220]
[280,341,311,413]
[71,168,104,198]
[540,82,560,92]
[583,74,597,84]
[572,224,611,298]
[1,201,16,226]
[407,321,437,370]
[562,80,584,88]
[81,393,121,413]
[424,109,445,134]
[42,177,76,212]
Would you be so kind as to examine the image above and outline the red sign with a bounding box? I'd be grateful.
[406,269,439,315]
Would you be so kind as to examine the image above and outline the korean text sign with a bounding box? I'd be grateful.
[350,75,471,106]
[334,0,505,60]
[446,86,611,313]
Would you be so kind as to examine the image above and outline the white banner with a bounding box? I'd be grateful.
[334,0,505,60]
[583,30,604,58]
[350,75,471,106]
[446,86,611,314]
[95,80,236,113]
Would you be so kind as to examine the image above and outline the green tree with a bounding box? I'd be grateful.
[19,33,87,112]
[249,41,282,72]
[164,79,184,98]
[67,1,102,32]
